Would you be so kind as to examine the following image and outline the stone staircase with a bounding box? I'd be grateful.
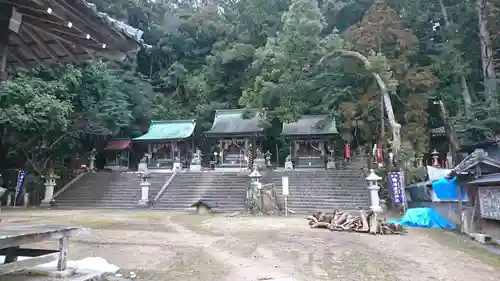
[263,169,370,214]
[221,153,246,168]
[55,172,170,208]
[296,156,324,168]
[153,172,248,212]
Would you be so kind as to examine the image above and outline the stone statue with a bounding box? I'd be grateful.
[284,153,293,171]
[256,148,263,159]
[265,150,272,167]
[191,148,203,165]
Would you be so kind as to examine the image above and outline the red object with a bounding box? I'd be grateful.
[442,160,445,168]
[18,160,23,169]
[103,139,131,151]
[344,144,351,158]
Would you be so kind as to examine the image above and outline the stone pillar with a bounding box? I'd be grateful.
[6,192,12,207]
[138,173,151,206]
[41,173,60,207]
[23,192,29,208]
[365,169,383,213]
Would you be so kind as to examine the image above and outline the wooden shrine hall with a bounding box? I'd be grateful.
[204,109,265,168]
[0,0,145,80]
[281,115,338,168]
[133,120,197,170]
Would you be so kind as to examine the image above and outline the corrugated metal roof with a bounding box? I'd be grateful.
[281,115,338,136]
[133,120,196,141]
[103,139,131,150]
[204,109,264,137]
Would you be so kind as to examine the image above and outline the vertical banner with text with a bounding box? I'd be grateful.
[388,172,404,206]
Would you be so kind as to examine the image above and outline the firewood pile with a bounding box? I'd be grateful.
[306,210,406,235]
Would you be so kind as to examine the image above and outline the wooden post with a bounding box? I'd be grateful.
[57,235,69,271]
[0,3,12,81]
[4,246,19,263]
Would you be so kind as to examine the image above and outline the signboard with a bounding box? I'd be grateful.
[388,172,404,205]
[479,187,500,220]
[282,176,289,196]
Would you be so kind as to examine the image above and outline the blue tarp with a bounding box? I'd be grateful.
[432,176,466,200]
[387,207,456,229]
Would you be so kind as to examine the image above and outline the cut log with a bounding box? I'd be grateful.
[307,209,405,235]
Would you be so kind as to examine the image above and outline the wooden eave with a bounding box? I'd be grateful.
[0,0,144,74]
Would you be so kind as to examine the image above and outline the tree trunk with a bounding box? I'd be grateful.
[319,50,401,154]
[477,0,497,109]
[438,0,473,119]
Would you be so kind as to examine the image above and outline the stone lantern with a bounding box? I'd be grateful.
[247,166,262,210]
[41,172,60,207]
[431,149,440,167]
[365,169,383,213]
[138,171,152,206]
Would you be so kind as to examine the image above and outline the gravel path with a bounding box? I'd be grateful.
[0,209,499,281]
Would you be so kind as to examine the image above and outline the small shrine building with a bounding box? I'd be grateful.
[204,109,265,168]
[102,138,132,171]
[281,115,338,169]
[133,120,196,170]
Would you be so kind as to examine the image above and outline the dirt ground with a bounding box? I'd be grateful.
[1,209,499,281]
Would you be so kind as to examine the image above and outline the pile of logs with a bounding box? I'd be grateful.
[306,210,406,235]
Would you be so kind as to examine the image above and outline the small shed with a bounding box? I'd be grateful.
[190,199,216,215]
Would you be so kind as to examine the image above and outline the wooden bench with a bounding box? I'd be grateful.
[0,224,80,275]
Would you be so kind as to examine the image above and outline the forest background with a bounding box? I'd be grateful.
[1,0,500,191]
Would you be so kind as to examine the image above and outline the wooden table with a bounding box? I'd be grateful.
[0,224,80,275]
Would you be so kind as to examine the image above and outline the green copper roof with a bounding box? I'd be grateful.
[204,109,264,137]
[281,115,338,137]
[133,120,196,141]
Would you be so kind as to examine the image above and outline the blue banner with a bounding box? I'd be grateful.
[388,172,404,205]
[15,170,26,203]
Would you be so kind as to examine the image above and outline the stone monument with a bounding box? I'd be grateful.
[284,154,294,171]
[190,148,203,172]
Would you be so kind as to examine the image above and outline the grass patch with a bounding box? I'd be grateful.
[61,216,118,228]
[127,211,170,220]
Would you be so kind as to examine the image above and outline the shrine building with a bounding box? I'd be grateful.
[102,138,132,171]
[281,115,338,169]
[204,109,265,168]
[133,120,196,170]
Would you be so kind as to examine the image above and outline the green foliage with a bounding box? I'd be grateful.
[3,0,500,180]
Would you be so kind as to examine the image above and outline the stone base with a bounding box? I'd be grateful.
[284,161,294,171]
[326,161,335,169]
[255,158,266,169]
[138,162,148,172]
[138,199,149,206]
[40,199,54,207]
[173,162,182,172]
[470,233,492,244]
[190,164,202,172]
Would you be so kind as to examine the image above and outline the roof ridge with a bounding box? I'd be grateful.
[150,119,196,124]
